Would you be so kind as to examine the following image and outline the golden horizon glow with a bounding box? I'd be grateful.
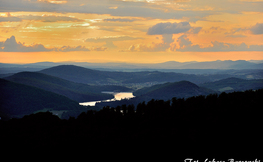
[0,0,263,64]
[1,51,262,64]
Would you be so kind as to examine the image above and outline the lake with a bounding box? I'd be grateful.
[79,92,135,106]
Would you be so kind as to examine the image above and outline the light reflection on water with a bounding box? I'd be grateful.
[79,92,135,106]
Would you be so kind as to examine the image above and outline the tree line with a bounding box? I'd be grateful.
[1,89,262,157]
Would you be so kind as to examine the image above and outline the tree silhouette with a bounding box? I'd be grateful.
[127,104,135,114]
[121,104,127,114]
[136,101,146,115]
[1,89,262,156]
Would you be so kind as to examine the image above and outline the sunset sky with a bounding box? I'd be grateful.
[0,0,263,63]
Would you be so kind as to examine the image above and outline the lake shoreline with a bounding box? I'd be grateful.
[79,92,135,106]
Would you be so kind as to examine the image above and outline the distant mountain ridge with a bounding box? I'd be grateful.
[162,60,263,69]
[1,60,263,74]
[55,60,263,69]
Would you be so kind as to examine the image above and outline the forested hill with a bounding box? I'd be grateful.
[0,78,81,120]
[199,77,263,92]
[1,89,262,156]
[39,65,110,84]
[95,81,216,109]
[134,81,216,100]
[5,72,130,102]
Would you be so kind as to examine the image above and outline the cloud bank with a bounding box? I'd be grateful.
[122,34,174,52]
[0,36,106,52]
[0,36,52,52]
[123,21,203,52]
[250,23,263,35]
[176,35,263,52]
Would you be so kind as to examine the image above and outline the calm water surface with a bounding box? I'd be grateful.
[79,92,135,106]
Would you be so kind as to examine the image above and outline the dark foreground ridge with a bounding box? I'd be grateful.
[1,89,262,157]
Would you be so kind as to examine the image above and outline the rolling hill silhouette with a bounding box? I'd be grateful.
[39,65,109,84]
[97,81,217,108]
[39,65,226,84]
[5,72,132,102]
[0,78,81,119]
[199,77,263,92]
[134,81,216,100]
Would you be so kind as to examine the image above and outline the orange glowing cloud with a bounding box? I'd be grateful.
[38,0,68,4]
[0,0,263,63]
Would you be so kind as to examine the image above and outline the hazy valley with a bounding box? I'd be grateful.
[1,61,263,156]
[1,61,263,120]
